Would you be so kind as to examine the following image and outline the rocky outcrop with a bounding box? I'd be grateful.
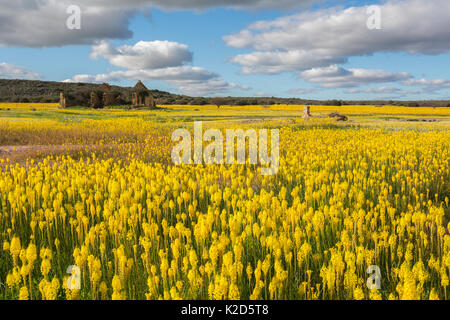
[329,112,348,121]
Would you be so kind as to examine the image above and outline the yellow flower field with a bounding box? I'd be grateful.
[0,103,60,109]
[0,105,449,300]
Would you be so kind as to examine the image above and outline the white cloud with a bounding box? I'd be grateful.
[224,0,450,75]
[64,66,249,96]
[84,0,316,11]
[0,1,137,47]
[91,41,192,69]
[96,67,211,82]
[0,0,317,47]
[174,79,250,96]
[63,41,249,95]
[401,78,450,92]
[64,66,214,83]
[343,81,450,96]
[366,86,400,94]
[0,62,42,79]
[344,86,400,94]
[287,88,317,95]
[301,65,412,88]
[344,89,361,94]
[230,50,345,74]
[63,74,98,83]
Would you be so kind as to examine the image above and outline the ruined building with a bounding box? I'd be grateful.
[89,83,124,109]
[101,83,117,106]
[59,81,155,109]
[59,92,66,108]
[131,80,155,108]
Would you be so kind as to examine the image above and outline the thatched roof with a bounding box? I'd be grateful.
[132,80,149,92]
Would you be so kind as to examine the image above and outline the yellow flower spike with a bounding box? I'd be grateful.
[0,114,449,300]
[99,282,108,300]
[19,286,29,300]
[9,237,21,265]
[111,275,123,300]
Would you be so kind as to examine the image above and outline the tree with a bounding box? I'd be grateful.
[329,99,342,106]
[211,97,228,108]
[190,97,209,105]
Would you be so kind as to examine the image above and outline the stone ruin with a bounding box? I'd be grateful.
[303,106,312,119]
[89,83,123,109]
[131,80,155,108]
[102,83,117,106]
[90,91,103,109]
[59,80,156,109]
[59,92,66,108]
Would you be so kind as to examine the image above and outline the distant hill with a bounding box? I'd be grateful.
[0,79,185,105]
[0,79,449,107]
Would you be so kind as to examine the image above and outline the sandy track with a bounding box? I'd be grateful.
[0,144,87,154]
[0,144,113,164]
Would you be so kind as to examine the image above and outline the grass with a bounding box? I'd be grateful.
[1,103,449,124]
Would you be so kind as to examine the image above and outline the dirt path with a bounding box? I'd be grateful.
[0,144,88,154]
[0,144,112,164]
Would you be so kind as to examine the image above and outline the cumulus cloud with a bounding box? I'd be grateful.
[173,79,250,96]
[64,67,249,96]
[0,0,317,47]
[341,79,450,96]
[344,86,401,94]
[0,62,42,79]
[90,41,192,69]
[225,0,450,75]
[343,80,450,96]
[366,86,401,94]
[301,65,412,88]
[65,66,216,83]
[401,78,450,92]
[287,88,317,95]
[64,40,250,96]
[79,0,317,11]
[230,50,345,74]
[0,1,138,47]
[63,74,97,83]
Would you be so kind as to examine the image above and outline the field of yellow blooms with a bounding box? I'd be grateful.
[0,104,449,300]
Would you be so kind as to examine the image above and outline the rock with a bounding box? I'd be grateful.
[329,112,348,121]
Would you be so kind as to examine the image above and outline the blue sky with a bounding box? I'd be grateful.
[0,0,450,100]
